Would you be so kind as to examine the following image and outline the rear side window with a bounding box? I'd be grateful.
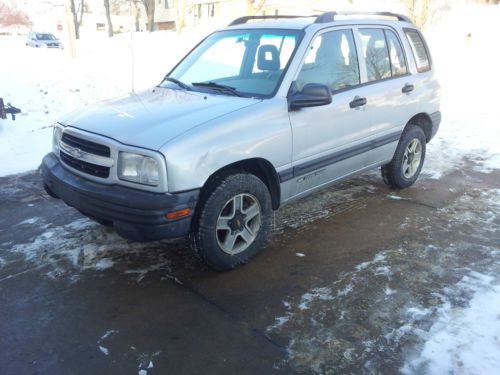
[359,29,391,82]
[405,29,431,72]
[385,30,408,76]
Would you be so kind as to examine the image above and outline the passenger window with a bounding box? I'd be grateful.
[359,28,391,82]
[385,30,408,76]
[296,29,360,92]
[405,29,431,72]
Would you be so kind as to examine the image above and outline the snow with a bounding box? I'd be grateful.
[1,5,497,179]
[0,29,207,176]
[9,216,176,281]
[386,194,404,200]
[421,4,500,178]
[17,217,40,225]
[268,187,500,373]
[100,330,119,341]
[98,346,109,356]
[402,273,500,375]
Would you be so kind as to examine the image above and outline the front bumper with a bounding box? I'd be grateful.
[41,153,199,242]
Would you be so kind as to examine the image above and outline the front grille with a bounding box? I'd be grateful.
[61,151,110,178]
[62,133,110,157]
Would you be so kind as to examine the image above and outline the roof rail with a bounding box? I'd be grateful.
[228,15,308,26]
[315,11,413,24]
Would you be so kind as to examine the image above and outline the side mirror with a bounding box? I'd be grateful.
[288,83,332,110]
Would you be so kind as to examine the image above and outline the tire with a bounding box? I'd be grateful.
[191,173,272,271]
[381,125,426,189]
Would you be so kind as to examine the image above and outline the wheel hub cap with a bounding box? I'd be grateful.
[402,138,422,179]
[216,193,262,255]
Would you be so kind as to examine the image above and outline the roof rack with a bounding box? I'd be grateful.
[315,11,413,24]
[228,15,309,26]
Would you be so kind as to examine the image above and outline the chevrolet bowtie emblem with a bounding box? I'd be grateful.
[66,144,84,158]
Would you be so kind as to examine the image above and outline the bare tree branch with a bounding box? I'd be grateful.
[247,0,266,16]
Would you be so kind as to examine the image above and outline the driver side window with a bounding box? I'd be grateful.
[296,29,360,92]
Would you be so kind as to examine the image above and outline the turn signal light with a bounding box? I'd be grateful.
[165,208,192,219]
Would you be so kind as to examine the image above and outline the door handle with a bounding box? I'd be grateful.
[402,83,415,93]
[349,96,367,109]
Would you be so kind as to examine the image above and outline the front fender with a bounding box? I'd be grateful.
[161,98,292,193]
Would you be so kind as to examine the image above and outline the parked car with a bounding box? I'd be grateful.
[41,11,441,271]
[26,32,63,49]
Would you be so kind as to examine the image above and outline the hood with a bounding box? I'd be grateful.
[59,88,261,150]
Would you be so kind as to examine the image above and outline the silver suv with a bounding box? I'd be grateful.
[41,12,441,271]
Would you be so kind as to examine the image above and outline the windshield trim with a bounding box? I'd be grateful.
[163,28,305,99]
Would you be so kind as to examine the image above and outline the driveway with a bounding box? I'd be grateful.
[1,162,498,374]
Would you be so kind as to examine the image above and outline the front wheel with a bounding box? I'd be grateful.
[191,173,272,271]
[381,125,426,189]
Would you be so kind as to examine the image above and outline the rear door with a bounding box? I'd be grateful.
[355,26,418,165]
[286,27,372,198]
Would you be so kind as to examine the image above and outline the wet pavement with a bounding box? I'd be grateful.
[0,163,499,375]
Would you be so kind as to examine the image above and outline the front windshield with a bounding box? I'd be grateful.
[37,33,56,40]
[165,29,303,97]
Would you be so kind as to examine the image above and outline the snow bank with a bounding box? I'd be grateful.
[1,4,499,177]
[0,30,205,176]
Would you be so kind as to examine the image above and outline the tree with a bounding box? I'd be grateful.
[104,0,113,37]
[78,0,85,26]
[132,0,141,32]
[246,0,266,16]
[174,0,187,32]
[137,0,155,31]
[69,0,80,39]
[0,1,32,28]
[402,0,452,29]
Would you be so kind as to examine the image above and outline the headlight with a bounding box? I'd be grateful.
[118,152,160,186]
[52,126,63,156]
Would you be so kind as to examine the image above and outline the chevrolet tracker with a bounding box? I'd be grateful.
[41,11,441,271]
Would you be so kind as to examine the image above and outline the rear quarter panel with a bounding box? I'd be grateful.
[399,26,441,116]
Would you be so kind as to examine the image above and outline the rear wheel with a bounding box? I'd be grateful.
[381,125,426,189]
[191,173,272,271]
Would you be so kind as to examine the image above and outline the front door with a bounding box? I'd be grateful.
[287,28,372,197]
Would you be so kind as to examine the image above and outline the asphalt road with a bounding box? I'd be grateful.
[1,163,498,375]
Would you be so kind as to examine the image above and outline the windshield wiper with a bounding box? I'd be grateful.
[162,77,191,90]
[191,82,243,97]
